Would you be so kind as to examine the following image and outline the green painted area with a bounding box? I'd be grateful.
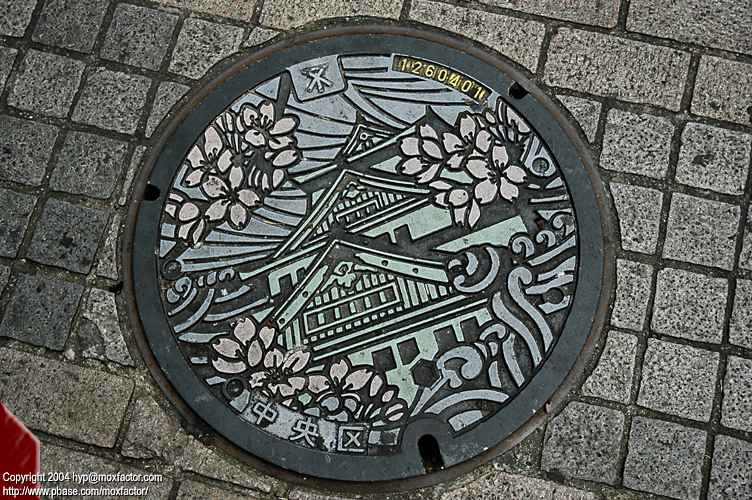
[439,168,473,185]
[434,215,526,252]
[354,251,448,283]
[252,306,273,323]
[369,156,401,174]
[362,203,453,243]
[267,252,318,296]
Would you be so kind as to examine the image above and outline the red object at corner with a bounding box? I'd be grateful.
[0,403,40,500]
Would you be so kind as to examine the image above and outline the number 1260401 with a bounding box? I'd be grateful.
[393,55,490,103]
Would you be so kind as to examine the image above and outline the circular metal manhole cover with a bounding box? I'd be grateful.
[125,27,612,486]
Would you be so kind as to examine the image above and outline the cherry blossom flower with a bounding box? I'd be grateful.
[175,200,206,246]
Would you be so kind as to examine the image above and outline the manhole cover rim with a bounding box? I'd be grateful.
[123,25,614,490]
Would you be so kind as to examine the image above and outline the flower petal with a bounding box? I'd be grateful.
[329,359,349,384]
[344,368,371,391]
[416,163,441,184]
[507,107,530,133]
[233,318,256,345]
[400,137,420,156]
[264,348,284,369]
[429,180,452,191]
[400,157,425,175]
[229,203,248,229]
[283,349,310,374]
[259,102,275,128]
[493,145,509,169]
[202,175,228,198]
[241,104,258,127]
[459,114,476,142]
[187,145,204,170]
[270,116,297,135]
[446,152,464,170]
[229,166,244,190]
[205,199,229,221]
[475,130,492,153]
[259,326,276,349]
[499,177,519,201]
[269,136,294,150]
[442,132,463,153]
[475,178,498,205]
[249,371,266,388]
[191,219,205,246]
[448,188,469,207]
[369,375,383,397]
[204,126,222,158]
[217,149,232,173]
[421,139,443,160]
[261,172,271,191]
[272,169,285,189]
[245,129,265,147]
[308,375,330,394]
[504,165,526,184]
[419,123,439,141]
[212,357,246,374]
[177,220,195,240]
[184,168,204,187]
[272,149,298,167]
[453,206,468,226]
[381,389,395,403]
[247,339,263,367]
[237,189,260,207]
[466,159,491,180]
[213,338,242,358]
[178,202,199,222]
[288,376,305,391]
[468,199,481,228]
[434,192,448,207]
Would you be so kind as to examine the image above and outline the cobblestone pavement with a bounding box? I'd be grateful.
[0,0,750,499]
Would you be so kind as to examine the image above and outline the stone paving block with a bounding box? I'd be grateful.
[119,146,147,206]
[288,492,349,500]
[741,214,752,271]
[441,473,602,500]
[544,29,690,111]
[155,0,256,22]
[0,265,9,296]
[0,45,17,89]
[708,435,752,500]
[623,417,705,500]
[638,339,718,421]
[600,110,674,179]
[101,4,178,71]
[0,115,59,186]
[26,198,109,274]
[675,122,752,195]
[243,27,280,48]
[169,18,244,80]
[260,0,401,30]
[176,480,258,500]
[0,274,83,349]
[558,96,601,143]
[409,0,545,72]
[611,259,653,332]
[478,0,619,28]
[94,212,121,279]
[663,193,740,271]
[730,279,752,350]
[0,0,37,36]
[651,268,727,344]
[581,330,637,403]
[146,81,190,138]
[72,69,151,134]
[80,288,133,366]
[0,347,134,446]
[610,183,662,254]
[32,0,110,53]
[123,395,188,461]
[7,50,85,118]
[721,356,752,433]
[50,131,128,199]
[42,444,173,499]
[0,188,36,258]
[693,56,752,127]
[541,402,623,485]
[627,0,752,56]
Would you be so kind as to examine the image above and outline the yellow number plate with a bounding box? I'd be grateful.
[393,55,490,103]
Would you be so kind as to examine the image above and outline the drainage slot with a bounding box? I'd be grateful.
[508,82,528,100]
[143,184,161,201]
[418,434,444,473]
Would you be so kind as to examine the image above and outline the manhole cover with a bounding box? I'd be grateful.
[125,27,612,486]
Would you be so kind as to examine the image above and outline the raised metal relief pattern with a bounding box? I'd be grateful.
[157,54,578,455]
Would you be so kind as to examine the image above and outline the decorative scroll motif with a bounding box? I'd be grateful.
[157,54,578,455]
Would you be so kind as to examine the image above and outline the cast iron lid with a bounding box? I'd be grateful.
[125,26,613,487]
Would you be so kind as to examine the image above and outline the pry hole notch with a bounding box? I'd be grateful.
[143,184,161,201]
[508,82,528,100]
[418,434,444,473]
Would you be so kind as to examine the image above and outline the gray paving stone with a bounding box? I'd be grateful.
[693,56,752,127]
[26,198,109,274]
[176,480,258,500]
[260,0,401,30]
[409,0,545,72]
[545,29,690,111]
[7,50,85,118]
[0,274,83,349]
[541,402,623,485]
[94,212,121,279]
[0,347,133,446]
[50,131,128,199]
[146,81,190,138]
[600,110,674,179]
[288,492,348,500]
[638,339,718,421]
[0,264,9,296]
[729,279,752,350]
[123,395,188,461]
[627,0,752,56]
[0,188,36,258]
[663,193,740,271]
[0,115,58,186]
[581,330,637,404]
[721,356,752,433]
[42,444,173,499]
[558,96,601,143]
[169,18,244,80]
[610,183,663,254]
[741,214,752,271]
[101,4,178,71]
[440,470,602,500]
[0,45,17,89]
[80,288,133,366]
[154,0,256,22]
[243,27,280,48]
[478,0,619,27]
[708,435,752,500]
[623,417,705,500]
[32,0,110,53]
[119,146,147,206]
[72,69,151,134]
[611,260,653,332]
[651,268,727,344]
[0,0,37,36]
[676,122,752,195]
